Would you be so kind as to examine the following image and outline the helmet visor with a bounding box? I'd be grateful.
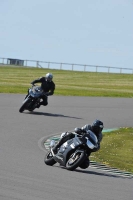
[46,77,52,82]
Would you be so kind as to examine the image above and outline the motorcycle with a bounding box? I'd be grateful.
[19,85,47,113]
[44,130,98,171]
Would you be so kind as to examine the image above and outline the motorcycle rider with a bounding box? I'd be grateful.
[52,119,104,168]
[31,73,55,108]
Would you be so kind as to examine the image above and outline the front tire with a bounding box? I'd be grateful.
[44,151,56,166]
[19,98,31,113]
[66,150,86,171]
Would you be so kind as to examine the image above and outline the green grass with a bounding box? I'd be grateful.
[91,127,133,173]
[0,65,133,173]
[1,65,133,97]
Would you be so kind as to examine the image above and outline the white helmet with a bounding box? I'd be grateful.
[45,73,53,82]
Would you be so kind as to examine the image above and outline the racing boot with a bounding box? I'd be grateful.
[52,132,73,154]
[52,138,64,154]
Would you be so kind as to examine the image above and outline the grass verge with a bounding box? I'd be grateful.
[0,66,133,97]
[91,127,133,173]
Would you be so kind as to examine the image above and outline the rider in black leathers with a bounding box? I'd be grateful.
[31,73,55,107]
[53,119,104,169]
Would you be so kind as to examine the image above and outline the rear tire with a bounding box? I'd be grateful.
[19,98,31,113]
[44,151,56,166]
[79,158,90,169]
[66,151,85,171]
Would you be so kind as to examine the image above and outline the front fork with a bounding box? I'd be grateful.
[24,88,30,99]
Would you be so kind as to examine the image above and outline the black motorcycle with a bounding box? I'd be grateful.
[44,130,98,171]
[19,85,47,113]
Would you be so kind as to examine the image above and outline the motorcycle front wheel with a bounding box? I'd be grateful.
[66,151,85,171]
[19,98,31,113]
[44,151,57,166]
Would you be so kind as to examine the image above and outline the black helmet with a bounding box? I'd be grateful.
[91,119,104,134]
[45,73,53,82]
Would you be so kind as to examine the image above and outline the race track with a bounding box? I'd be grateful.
[0,94,133,200]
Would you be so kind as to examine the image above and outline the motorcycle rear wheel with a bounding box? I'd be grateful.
[44,151,56,166]
[66,151,85,171]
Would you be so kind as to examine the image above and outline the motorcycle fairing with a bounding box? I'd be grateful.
[29,86,43,98]
[53,136,83,166]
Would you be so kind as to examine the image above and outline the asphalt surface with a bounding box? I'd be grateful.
[0,94,133,200]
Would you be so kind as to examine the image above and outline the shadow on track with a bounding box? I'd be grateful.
[52,165,131,179]
[74,169,131,179]
[24,111,82,119]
